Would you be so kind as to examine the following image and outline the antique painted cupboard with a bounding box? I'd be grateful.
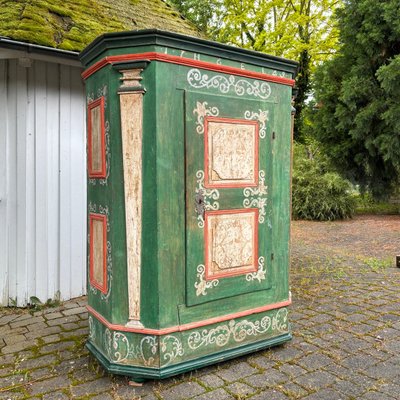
[80,29,297,379]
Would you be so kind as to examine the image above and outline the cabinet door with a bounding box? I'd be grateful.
[185,92,274,306]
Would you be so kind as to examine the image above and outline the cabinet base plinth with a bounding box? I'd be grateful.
[87,306,291,380]
[87,332,291,380]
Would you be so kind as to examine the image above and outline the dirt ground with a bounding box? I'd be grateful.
[291,214,400,259]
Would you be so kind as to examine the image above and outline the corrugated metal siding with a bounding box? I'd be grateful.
[0,59,87,306]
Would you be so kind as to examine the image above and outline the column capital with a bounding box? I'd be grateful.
[113,60,151,93]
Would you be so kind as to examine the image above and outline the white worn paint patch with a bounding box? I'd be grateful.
[118,70,144,323]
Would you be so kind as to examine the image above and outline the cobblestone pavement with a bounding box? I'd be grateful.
[1,215,399,399]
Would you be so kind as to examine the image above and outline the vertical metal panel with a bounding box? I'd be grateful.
[0,60,9,305]
[69,66,87,298]
[34,60,49,301]
[0,58,87,306]
[59,64,72,300]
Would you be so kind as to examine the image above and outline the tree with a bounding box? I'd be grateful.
[313,0,400,197]
[168,0,341,140]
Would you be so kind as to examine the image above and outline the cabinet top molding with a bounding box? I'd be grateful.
[80,29,298,81]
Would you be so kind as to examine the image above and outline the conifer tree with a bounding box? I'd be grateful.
[313,0,400,197]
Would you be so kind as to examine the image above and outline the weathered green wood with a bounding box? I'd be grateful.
[81,29,297,379]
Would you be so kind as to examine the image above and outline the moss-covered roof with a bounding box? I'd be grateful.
[0,0,204,52]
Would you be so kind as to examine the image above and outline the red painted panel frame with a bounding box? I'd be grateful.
[204,117,259,189]
[87,298,291,335]
[87,97,106,178]
[204,208,259,280]
[89,213,108,294]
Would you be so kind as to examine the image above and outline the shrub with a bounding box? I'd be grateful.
[292,143,356,221]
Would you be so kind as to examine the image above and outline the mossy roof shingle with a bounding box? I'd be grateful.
[0,0,204,52]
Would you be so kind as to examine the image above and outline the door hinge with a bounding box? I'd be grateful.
[272,131,276,140]
[271,253,274,261]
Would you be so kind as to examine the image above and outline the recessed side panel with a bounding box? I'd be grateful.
[88,97,106,178]
[205,118,259,188]
[205,209,258,280]
[89,213,107,294]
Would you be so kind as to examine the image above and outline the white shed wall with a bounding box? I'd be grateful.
[0,58,87,306]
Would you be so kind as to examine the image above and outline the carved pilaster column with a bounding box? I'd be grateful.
[114,61,150,328]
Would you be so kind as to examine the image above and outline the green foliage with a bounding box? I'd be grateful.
[312,0,400,198]
[168,0,342,140]
[354,192,400,215]
[28,291,61,313]
[292,143,356,221]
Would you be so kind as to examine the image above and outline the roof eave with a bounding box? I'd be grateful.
[0,36,80,61]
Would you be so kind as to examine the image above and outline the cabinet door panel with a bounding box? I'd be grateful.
[185,92,274,306]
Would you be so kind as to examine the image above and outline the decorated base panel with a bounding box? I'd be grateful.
[87,307,290,379]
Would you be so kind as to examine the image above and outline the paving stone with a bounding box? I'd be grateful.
[91,393,114,400]
[4,335,26,346]
[29,375,71,395]
[10,316,45,329]
[216,362,258,382]
[249,389,289,400]
[71,365,101,383]
[14,313,35,322]
[0,354,15,368]
[28,367,53,380]
[295,371,337,391]
[19,354,58,370]
[245,370,287,388]
[70,377,113,397]
[302,388,347,400]
[269,346,303,362]
[279,363,307,378]
[62,306,87,316]
[61,322,80,331]
[40,340,76,354]
[226,382,255,397]
[281,382,308,398]
[0,314,20,325]
[0,374,26,388]
[159,381,205,400]
[47,315,79,326]
[79,312,89,320]
[333,380,373,399]
[364,361,400,380]
[295,341,319,354]
[41,334,62,344]
[27,322,49,332]
[191,388,234,400]
[63,301,80,309]
[198,373,225,389]
[24,326,63,340]
[377,382,400,399]
[0,391,25,400]
[248,354,277,369]
[341,354,378,370]
[0,366,13,377]
[297,353,333,370]
[1,341,32,354]
[339,337,370,353]
[42,391,70,400]
[113,380,154,398]
[43,312,64,320]
[361,392,395,400]
[60,327,89,338]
